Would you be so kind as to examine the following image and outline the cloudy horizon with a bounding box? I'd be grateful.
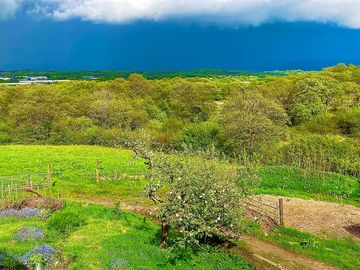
[1,0,360,29]
[1,0,360,71]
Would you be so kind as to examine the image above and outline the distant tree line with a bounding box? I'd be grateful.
[0,69,304,81]
[0,64,359,176]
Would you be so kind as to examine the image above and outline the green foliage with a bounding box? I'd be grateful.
[279,134,360,177]
[222,92,288,156]
[47,210,87,234]
[1,66,360,179]
[287,76,340,124]
[1,64,360,200]
[299,113,339,135]
[172,121,221,150]
[337,106,360,137]
[140,148,256,247]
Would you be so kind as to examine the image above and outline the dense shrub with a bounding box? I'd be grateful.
[137,147,257,248]
[286,76,340,124]
[172,121,221,150]
[279,134,360,177]
[300,113,339,135]
[47,210,87,234]
[0,67,360,177]
[337,107,360,137]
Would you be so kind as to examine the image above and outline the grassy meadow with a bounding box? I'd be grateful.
[0,145,147,206]
[0,145,358,206]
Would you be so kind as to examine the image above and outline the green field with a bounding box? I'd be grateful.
[0,145,148,205]
[1,145,358,206]
[0,145,255,269]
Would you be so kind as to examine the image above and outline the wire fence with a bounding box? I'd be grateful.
[0,165,52,200]
[95,159,145,182]
[243,196,284,227]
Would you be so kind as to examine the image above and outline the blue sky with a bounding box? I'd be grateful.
[1,0,360,71]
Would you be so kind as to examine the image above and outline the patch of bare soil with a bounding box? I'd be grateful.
[259,195,360,240]
[0,197,63,211]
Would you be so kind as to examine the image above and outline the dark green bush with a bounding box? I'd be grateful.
[172,121,221,150]
[47,210,87,234]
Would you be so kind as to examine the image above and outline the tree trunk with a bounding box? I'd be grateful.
[160,223,170,249]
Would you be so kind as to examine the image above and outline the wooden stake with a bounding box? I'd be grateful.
[279,198,284,226]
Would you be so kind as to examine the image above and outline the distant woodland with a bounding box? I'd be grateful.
[0,64,359,177]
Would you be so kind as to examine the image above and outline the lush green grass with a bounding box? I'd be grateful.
[0,145,148,205]
[0,202,254,270]
[1,145,358,206]
[258,166,360,206]
[262,227,360,270]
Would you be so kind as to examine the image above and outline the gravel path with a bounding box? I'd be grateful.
[260,195,360,239]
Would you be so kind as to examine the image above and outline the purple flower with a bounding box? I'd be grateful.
[20,245,56,265]
[14,226,44,242]
[0,208,41,219]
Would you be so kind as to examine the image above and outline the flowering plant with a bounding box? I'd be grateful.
[135,144,256,249]
[20,245,56,267]
[0,208,41,219]
[13,226,44,242]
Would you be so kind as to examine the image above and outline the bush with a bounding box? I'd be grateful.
[222,92,288,156]
[47,210,87,234]
[172,121,221,150]
[300,113,339,135]
[280,134,360,177]
[337,107,360,137]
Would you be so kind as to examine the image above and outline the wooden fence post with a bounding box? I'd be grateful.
[47,163,52,186]
[279,198,284,226]
[96,160,101,182]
